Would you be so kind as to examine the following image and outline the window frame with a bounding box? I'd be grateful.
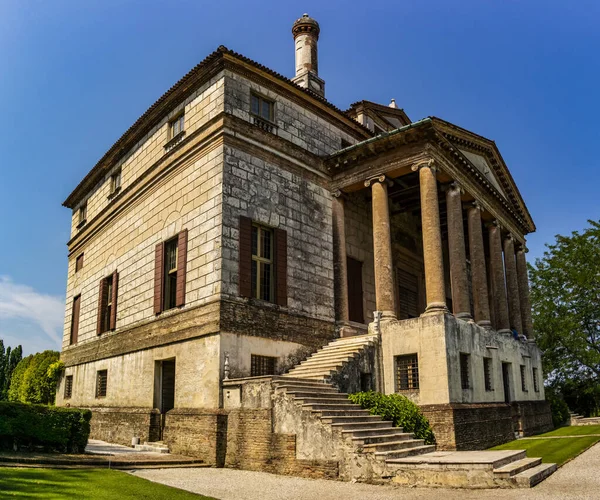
[99,275,113,334]
[483,357,493,391]
[163,236,179,311]
[64,375,73,399]
[70,294,81,345]
[110,169,122,196]
[250,93,275,123]
[75,253,84,273]
[532,367,540,392]
[95,370,108,398]
[395,354,419,392]
[520,364,528,392]
[250,354,277,377]
[251,224,274,303]
[460,353,470,390]
[169,113,185,139]
[77,203,87,228]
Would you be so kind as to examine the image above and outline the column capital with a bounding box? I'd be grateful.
[331,189,347,199]
[442,181,464,195]
[468,199,484,212]
[411,158,436,174]
[516,243,529,253]
[504,233,516,243]
[364,174,393,188]
[485,219,503,231]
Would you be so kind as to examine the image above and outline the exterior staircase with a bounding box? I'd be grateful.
[134,441,170,454]
[569,410,600,426]
[284,334,377,381]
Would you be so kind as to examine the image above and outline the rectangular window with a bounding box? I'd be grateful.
[70,295,81,345]
[75,253,84,272]
[64,375,73,399]
[78,203,87,226]
[251,224,274,302]
[169,114,185,138]
[347,257,364,323]
[251,93,274,122]
[483,357,493,391]
[460,353,470,390]
[96,370,107,398]
[97,272,118,335]
[110,169,121,194]
[101,276,113,333]
[397,268,419,319]
[251,355,276,376]
[520,365,528,392]
[395,354,419,391]
[163,237,179,311]
[533,367,540,392]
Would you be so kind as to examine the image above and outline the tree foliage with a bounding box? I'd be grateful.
[0,340,23,401]
[529,220,600,385]
[8,350,62,405]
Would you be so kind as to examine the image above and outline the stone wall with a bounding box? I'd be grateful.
[512,400,553,436]
[88,407,160,446]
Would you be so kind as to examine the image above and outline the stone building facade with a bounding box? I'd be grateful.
[57,14,551,463]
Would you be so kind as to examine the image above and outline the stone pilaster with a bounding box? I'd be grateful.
[467,202,491,328]
[504,235,523,334]
[332,191,349,324]
[365,176,396,319]
[488,222,511,334]
[445,183,471,320]
[516,245,534,339]
[412,160,447,315]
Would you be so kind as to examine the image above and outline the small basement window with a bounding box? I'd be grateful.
[251,355,276,376]
[483,357,493,391]
[460,353,470,390]
[96,370,107,398]
[64,375,73,399]
[395,354,419,391]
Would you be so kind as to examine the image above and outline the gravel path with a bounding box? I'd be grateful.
[132,442,600,500]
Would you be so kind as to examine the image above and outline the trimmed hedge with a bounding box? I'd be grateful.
[348,391,436,445]
[0,402,91,453]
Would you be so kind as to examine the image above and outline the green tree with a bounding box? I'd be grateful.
[8,351,61,405]
[529,220,600,409]
[0,341,23,401]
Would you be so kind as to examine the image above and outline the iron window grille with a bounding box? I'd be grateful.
[533,367,540,392]
[460,353,470,390]
[483,357,493,391]
[395,354,419,391]
[96,370,107,398]
[64,375,73,399]
[251,224,274,302]
[163,237,178,311]
[520,365,528,392]
[251,355,276,377]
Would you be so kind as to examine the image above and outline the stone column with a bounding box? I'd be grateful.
[488,222,511,334]
[365,176,396,319]
[504,235,523,334]
[445,183,471,320]
[412,160,447,315]
[516,244,534,340]
[467,202,491,328]
[332,191,349,324]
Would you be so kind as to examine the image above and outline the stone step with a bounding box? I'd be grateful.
[286,369,340,378]
[273,380,336,390]
[289,361,347,371]
[321,415,383,424]
[303,403,363,411]
[297,354,358,366]
[363,438,422,452]
[298,397,356,406]
[331,420,394,430]
[285,391,349,400]
[324,335,376,346]
[319,342,376,353]
[299,349,362,360]
[378,445,436,460]
[493,457,542,479]
[274,384,339,393]
[134,444,170,454]
[512,463,557,487]
[352,432,415,445]
[342,427,402,438]
[312,409,373,417]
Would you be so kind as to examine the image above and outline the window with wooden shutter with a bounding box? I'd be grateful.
[154,242,164,314]
[109,271,118,330]
[70,295,81,345]
[175,229,187,307]
[274,227,287,306]
[347,257,364,323]
[397,268,419,319]
[97,272,118,334]
[163,237,178,311]
[154,230,187,314]
[75,253,84,272]
[239,216,253,298]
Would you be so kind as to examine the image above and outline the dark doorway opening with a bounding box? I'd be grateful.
[155,359,175,440]
[502,362,511,404]
[347,257,364,323]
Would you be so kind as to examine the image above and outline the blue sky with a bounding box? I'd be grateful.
[1,0,598,355]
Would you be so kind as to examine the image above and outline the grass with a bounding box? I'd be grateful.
[490,427,600,466]
[0,468,214,499]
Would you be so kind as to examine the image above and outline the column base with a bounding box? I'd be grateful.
[379,311,397,321]
[455,312,473,321]
[422,303,448,316]
[477,320,493,330]
[498,328,513,336]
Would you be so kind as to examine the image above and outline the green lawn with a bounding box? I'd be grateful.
[542,424,600,437]
[490,433,600,466]
[0,468,214,499]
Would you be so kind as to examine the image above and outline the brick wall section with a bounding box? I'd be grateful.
[512,400,553,436]
[163,408,228,466]
[422,403,514,450]
[225,409,338,479]
[88,407,160,446]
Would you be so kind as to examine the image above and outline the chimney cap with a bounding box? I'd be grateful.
[292,13,320,39]
[389,98,398,109]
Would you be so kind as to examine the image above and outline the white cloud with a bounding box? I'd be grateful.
[0,276,64,352]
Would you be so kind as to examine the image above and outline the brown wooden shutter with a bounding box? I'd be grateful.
[176,229,188,307]
[239,216,253,298]
[274,228,288,307]
[71,295,81,344]
[154,242,164,315]
[97,277,108,335]
[110,270,118,330]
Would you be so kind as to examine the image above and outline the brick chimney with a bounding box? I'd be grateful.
[292,14,325,97]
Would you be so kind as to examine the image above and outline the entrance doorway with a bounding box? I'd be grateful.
[347,257,364,323]
[502,362,511,404]
[155,359,175,440]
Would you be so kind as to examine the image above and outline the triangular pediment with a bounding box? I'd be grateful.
[458,149,507,198]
